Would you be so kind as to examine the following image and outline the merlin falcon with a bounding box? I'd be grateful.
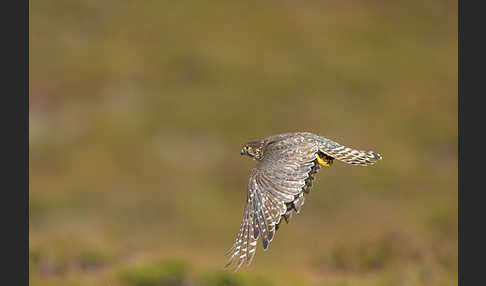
[224,132,382,271]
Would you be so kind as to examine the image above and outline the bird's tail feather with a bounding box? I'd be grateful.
[320,144,382,166]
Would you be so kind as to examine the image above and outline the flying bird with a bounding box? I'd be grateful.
[224,132,382,271]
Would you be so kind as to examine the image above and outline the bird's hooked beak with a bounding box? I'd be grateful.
[240,149,246,155]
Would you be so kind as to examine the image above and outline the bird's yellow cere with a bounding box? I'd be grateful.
[316,153,332,167]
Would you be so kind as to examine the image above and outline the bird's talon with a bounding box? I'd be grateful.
[316,153,332,167]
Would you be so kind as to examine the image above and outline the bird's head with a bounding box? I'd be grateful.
[240,140,264,160]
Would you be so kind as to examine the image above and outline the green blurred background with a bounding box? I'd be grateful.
[29,1,457,285]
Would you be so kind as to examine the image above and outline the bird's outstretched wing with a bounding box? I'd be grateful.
[225,136,319,271]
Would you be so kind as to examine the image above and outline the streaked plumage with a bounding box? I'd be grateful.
[225,132,382,271]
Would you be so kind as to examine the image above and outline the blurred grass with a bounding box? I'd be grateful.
[30,0,457,285]
[119,258,190,286]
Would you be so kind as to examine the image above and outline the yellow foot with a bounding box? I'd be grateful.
[316,153,332,167]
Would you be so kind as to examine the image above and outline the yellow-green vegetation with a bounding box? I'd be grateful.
[119,258,190,286]
[30,0,457,285]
